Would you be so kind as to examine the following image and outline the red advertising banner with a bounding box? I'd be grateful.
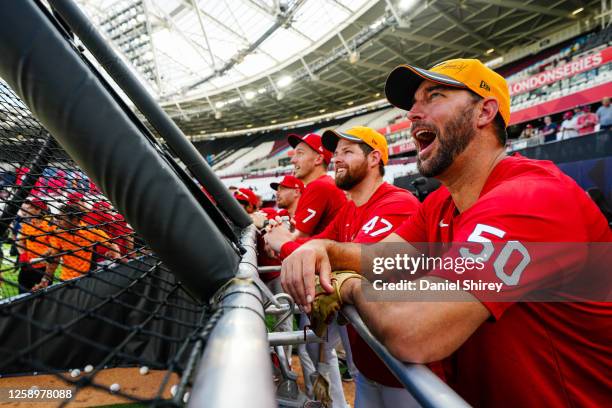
[508,46,612,96]
[509,82,610,125]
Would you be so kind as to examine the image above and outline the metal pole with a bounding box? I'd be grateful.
[341,306,470,408]
[48,0,252,230]
[259,265,281,273]
[268,330,322,346]
[189,226,275,408]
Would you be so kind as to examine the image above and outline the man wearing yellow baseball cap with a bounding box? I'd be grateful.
[268,125,423,407]
[279,57,612,408]
[385,58,510,126]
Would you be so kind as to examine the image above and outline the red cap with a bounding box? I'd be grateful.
[67,192,84,203]
[563,111,573,119]
[234,188,259,207]
[287,133,332,164]
[29,198,48,211]
[270,175,304,192]
[526,124,533,128]
[259,207,278,220]
[93,201,112,210]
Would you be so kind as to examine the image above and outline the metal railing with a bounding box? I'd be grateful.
[189,226,276,407]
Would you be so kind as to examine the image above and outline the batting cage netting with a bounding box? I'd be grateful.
[0,1,469,407]
[0,0,255,406]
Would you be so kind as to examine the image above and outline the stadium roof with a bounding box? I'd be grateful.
[75,0,603,140]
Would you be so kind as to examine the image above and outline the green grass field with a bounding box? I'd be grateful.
[1,243,62,299]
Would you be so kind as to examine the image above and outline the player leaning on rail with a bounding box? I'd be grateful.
[280,59,612,407]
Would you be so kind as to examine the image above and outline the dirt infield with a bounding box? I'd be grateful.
[0,359,355,407]
[0,368,179,407]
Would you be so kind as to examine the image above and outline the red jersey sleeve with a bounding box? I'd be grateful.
[394,200,428,243]
[279,210,342,259]
[293,184,330,235]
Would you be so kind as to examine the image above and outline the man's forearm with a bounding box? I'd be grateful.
[344,277,490,364]
[325,241,363,272]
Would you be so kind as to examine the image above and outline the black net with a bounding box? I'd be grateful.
[0,77,218,406]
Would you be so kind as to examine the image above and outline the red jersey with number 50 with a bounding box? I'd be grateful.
[293,174,346,235]
[395,155,612,407]
[281,182,421,386]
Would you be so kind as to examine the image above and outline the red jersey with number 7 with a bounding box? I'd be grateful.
[281,181,422,386]
[395,154,612,407]
[293,174,346,235]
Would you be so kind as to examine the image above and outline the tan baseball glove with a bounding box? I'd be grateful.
[309,271,365,338]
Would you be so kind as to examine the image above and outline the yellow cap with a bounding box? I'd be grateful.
[384,58,510,126]
[322,126,388,165]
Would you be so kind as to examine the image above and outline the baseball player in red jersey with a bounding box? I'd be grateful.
[271,175,304,218]
[267,126,423,407]
[287,133,346,237]
[280,59,612,407]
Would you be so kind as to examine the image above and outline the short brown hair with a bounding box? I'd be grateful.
[358,144,385,176]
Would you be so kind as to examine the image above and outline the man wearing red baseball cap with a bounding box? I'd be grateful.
[268,126,423,406]
[16,198,55,293]
[233,187,259,214]
[287,133,346,237]
[270,175,304,218]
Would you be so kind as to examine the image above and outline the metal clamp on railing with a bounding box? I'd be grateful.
[268,330,323,346]
[189,226,275,408]
[341,305,470,408]
[259,265,282,274]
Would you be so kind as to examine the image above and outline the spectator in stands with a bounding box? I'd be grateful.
[519,124,536,139]
[576,105,599,135]
[16,198,55,293]
[540,116,558,142]
[270,175,304,218]
[233,187,259,214]
[596,97,612,130]
[67,192,88,212]
[45,204,120,284]
[88,201,134,258]
[558,111,579,139]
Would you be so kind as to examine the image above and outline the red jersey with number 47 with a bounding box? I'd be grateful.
[395,154,612,407]
[281,182,422,387]
[293,174,346,235]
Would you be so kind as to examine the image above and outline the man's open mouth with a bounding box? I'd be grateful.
[413,129,437,157]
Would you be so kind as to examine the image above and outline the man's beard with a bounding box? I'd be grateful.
[416,105,477,178]
[335,159,368,190]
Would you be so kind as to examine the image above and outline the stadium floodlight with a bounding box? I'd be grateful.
[398,0,417,11]
[215,101,225,109]
[572,7,584,15]
[276,91,285,101]
[486,48,495,55]
[214,110,222,120]
[349,51,360,64]
[245,91,255,100]
[277,75,293,88]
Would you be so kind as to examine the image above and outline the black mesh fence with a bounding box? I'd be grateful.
[0,76,218,406]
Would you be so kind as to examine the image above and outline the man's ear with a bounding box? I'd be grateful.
[369,149,382,169]
[314,153,324,166]
[477,98,499,129]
